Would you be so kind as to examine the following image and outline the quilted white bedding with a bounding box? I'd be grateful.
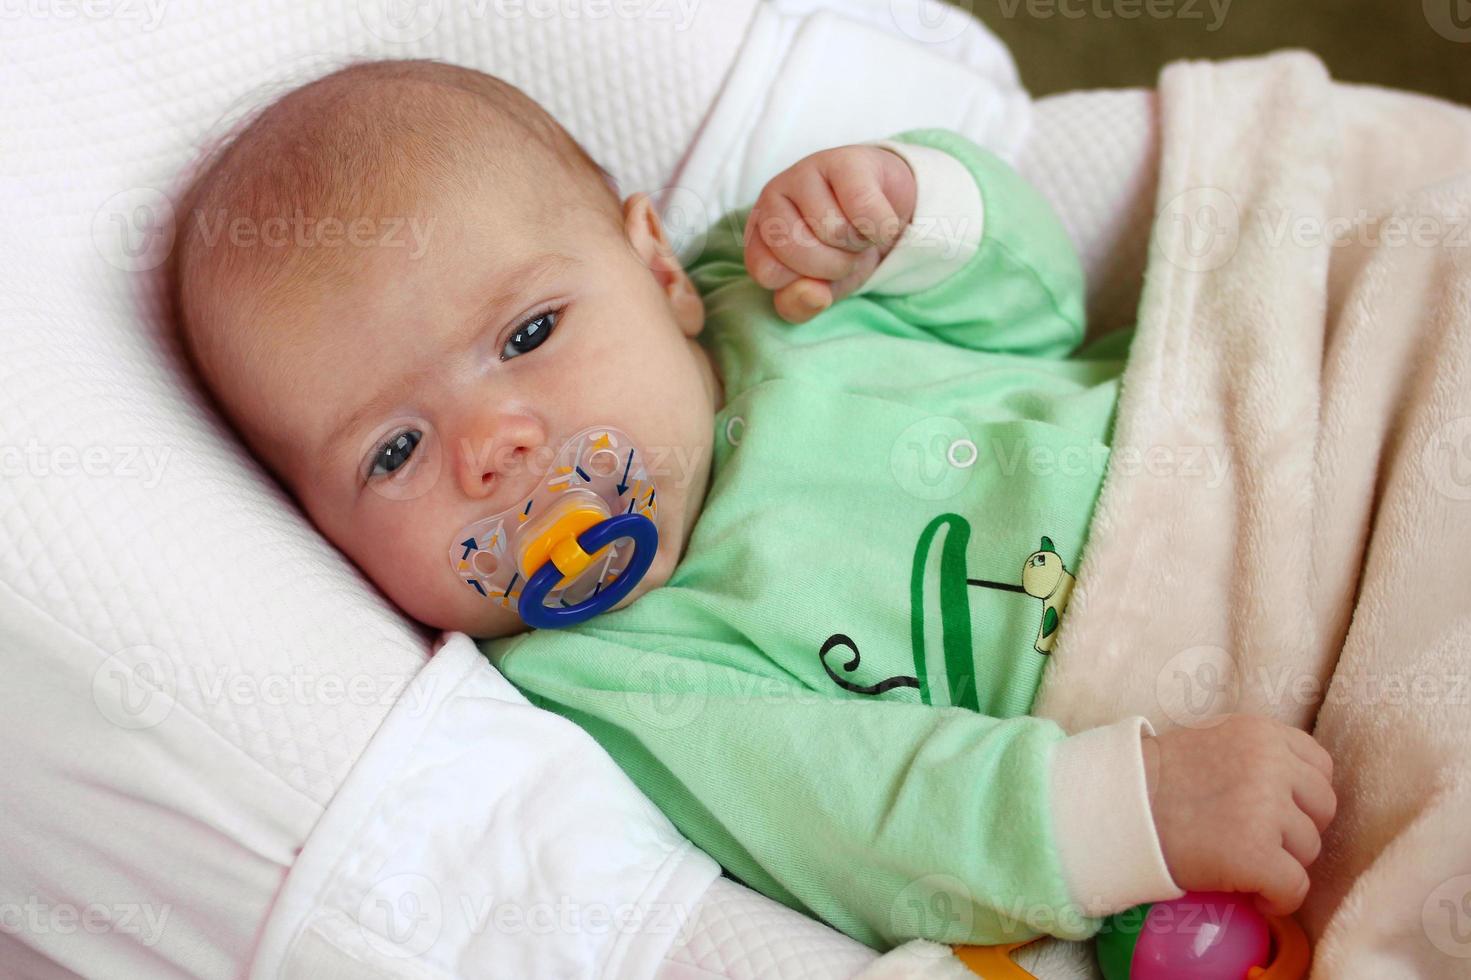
[0,1,1154,977]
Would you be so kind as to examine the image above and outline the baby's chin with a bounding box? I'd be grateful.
[426,598,528,641]
[465,616,534,641]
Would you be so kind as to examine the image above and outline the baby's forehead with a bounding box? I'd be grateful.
[191,77,543,268]
[182,62,601,296]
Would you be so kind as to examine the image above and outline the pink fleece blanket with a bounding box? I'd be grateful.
[1029,51,1471,979]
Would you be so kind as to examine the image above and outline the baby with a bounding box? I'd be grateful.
[172,59,1335,952]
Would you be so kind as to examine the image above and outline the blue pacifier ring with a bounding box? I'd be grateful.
[518,513,659,629]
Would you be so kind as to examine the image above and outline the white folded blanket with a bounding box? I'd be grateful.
[1030,50,1471,979]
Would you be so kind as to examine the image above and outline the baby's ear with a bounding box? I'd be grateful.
[622,192,705,338]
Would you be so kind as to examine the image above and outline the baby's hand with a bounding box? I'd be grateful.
[743,145,918,323]
[1142,713,1337,918]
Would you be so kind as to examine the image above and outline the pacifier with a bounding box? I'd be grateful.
[450,425,659,629]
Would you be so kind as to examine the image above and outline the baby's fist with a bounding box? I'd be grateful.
[744,145,918,323]
[1143,713,1337,919]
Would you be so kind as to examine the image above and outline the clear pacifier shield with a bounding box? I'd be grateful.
[450,425,658,617]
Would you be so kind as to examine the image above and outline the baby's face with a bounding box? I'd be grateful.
[230,172,719,638]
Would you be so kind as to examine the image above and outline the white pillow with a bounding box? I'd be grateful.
[0,3,757,974]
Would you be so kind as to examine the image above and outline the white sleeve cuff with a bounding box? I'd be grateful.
[1048,716,1186,918]
[854,139,985,297]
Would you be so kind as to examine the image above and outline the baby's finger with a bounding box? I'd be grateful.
[1281,726,1334,782]
[828,150,908,252]
[756,189,865,283]
[744,224,800,292]
[773,278,832,324]
[1292,759,1338,833]
[788,165,873,254]
[825,246,882,306]
[1250,850,1310,918]
[1280,805,1323,869]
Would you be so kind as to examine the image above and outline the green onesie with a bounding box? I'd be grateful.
[480,128,1148,951]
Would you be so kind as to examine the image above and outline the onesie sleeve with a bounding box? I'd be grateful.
[487,633,1181,951]
[851,128,1086,359]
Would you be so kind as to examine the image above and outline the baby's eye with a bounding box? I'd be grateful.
[501,308,560,360]
[369,429,422,479]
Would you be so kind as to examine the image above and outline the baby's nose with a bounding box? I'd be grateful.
[455,414,547,500]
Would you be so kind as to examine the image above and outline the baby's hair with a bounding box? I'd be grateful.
[167,58,620,470]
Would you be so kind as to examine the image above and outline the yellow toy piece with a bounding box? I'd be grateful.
[951,938,1041,977]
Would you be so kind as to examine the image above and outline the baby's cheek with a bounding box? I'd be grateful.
[352,508,449,617]
[366,520,526,637]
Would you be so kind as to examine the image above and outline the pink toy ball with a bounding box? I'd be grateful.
[1096,891,1276,980]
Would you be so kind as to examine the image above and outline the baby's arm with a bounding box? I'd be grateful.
[494,634,1179,950]
[728,133,1338,921]
[744,128,1087,359]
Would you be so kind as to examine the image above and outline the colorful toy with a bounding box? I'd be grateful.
[951,891,1309,980]
[1094,891,1308,979]
[450,425,658,628]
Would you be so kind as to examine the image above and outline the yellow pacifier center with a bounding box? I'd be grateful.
[518,499,611,589]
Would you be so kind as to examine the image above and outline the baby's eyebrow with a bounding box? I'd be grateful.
[320,250,579,466]
[469,250,579,341]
